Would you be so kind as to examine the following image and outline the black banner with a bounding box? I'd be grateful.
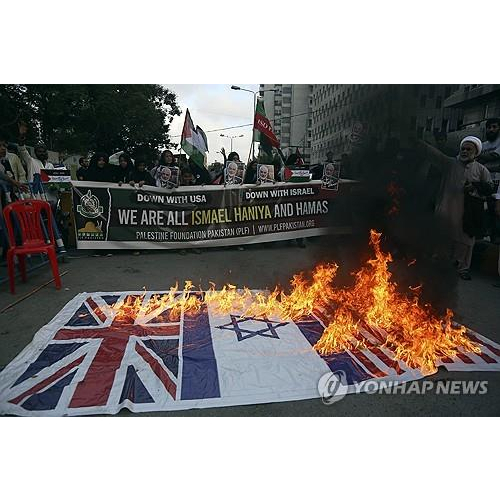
[71,181,349,249]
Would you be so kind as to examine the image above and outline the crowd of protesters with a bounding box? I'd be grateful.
[0,122,315,263]
[74,147,301,188]
[1,118,500,286]
[0,123,68,260]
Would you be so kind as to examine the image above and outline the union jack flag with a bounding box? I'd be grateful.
[0,292,220,416]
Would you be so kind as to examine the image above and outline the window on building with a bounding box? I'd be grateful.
[441,118,448,132]
[428,85,435,98]
[417,126,424,139]
[420,94,426,108]
[444,86,451,98]
[425,117,433,132]
[436,96,442,109]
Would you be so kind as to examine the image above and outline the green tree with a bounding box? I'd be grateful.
[0,84,181,160]
[0,85,38,142]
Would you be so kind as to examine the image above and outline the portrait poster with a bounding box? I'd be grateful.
[257,164,275,184]
[224,161,245,186]
[152,165,180,189]
[321,162,341,191]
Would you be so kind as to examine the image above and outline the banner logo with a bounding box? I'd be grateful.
[77,190,104,219]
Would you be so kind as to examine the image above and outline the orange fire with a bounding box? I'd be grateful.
[107,281,203,323]
[314,230,480,374]
[99,230,480,374]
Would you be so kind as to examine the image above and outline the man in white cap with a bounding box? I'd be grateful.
[418,135,494,280]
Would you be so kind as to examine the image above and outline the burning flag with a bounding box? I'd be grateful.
[1,231,499,416]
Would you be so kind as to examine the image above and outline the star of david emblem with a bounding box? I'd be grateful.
[217,315,289,341]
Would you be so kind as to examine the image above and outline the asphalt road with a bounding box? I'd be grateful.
[0,237,499,417]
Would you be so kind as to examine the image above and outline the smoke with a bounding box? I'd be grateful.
[319,94,459,314]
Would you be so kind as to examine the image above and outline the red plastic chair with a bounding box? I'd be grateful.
[2,200,62,294]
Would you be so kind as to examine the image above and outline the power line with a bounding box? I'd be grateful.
[170,121,254,137]
[170,94,380,138]
[170,112,311,138]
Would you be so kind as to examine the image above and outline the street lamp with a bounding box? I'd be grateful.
[230,85,281,160]
[220,133,244,153]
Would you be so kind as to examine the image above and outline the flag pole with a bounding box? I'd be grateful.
[248,92,257,165]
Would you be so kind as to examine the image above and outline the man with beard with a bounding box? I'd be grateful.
[479,118,500,242]
[76,156,90,181]
[419,135,494,280]
[17,122,54,198]
[224,161,243,185]
[16,123,67,256]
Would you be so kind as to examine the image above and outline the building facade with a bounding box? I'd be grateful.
[310,84,464,164]
[259,84,313,163]
[444,84,500,147]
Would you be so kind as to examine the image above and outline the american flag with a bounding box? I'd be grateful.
[308,300,500,385]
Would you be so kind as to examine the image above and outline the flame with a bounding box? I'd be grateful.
[313,230,480,374]
[106,281,203,323]
[386,181,405,216]
[204,264,338,321]
[94,230,480,375]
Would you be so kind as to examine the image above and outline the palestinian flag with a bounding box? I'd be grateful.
[254,97,280,156]
[181,109,208,167]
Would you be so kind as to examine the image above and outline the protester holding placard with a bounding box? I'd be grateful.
[311,151,335,180]
[158,150,177,169]
[151,164,179,189]
[257,164,275,184]
[152,150,180,189]
[322,162,341,191]
[224,161,245,185]
[214,148,240,185]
